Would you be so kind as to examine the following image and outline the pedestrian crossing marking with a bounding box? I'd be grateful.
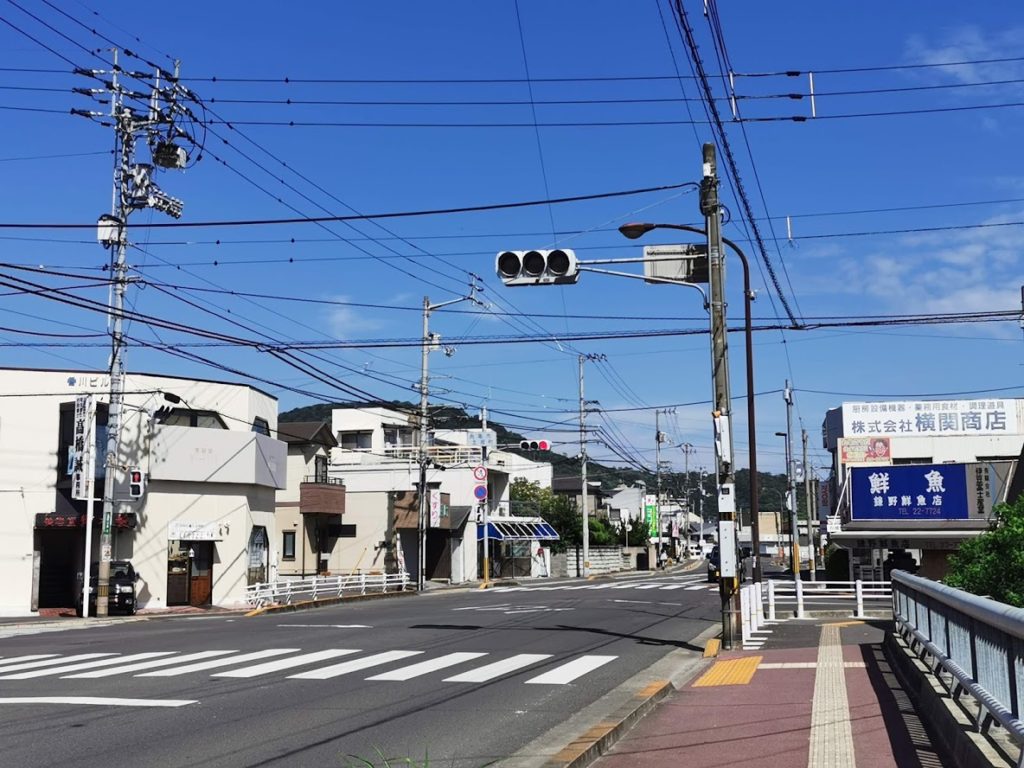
[443,654,552,683]
[0,653,116,675]
[289,650,422,680]
[213,649,359,678]
[366,652,487,681]
[0,648,620,687]
[0,652,176,680]
[0,654,57,669]
[67,651,239,679]
[137,649,300,677]
[525,655,616,685]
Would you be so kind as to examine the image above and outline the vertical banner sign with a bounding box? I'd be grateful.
[71,394,94,501]
[644,495,658,537]
[429,489,441,528]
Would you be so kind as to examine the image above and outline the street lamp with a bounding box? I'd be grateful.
[618,221,762,583]
[775,430,799,575]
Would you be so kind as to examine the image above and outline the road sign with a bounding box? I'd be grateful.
[473,484,488,502]
[472,465,488,482]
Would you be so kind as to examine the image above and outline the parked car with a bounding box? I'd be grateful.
[75,560,138,616]
[706,545,752,583]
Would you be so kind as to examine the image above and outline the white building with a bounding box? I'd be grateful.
[822,398,1022,579]
[329,406,553,583]
[0,368,286,617]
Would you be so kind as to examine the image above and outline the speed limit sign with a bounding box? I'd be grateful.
[472,465,488,482]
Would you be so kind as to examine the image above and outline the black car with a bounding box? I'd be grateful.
[76,560,138,616]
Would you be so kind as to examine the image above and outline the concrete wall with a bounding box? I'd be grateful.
[553,546,628,577]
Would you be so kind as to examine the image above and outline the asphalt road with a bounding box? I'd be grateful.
[0,569,720,767]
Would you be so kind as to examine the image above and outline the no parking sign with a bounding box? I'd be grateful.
[473,484,488,502]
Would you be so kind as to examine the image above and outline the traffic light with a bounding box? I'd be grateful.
[128,468,145,499]
[519,439,551,451]
[496,249,579,286]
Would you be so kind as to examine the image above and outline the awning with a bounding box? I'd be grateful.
[477,516,560,542]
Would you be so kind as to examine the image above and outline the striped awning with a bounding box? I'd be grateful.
[477,516,560,542]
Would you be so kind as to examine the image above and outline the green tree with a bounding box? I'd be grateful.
[509,478,578,553]
[946,495,1024,607]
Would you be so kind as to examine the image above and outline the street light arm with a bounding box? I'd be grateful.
[577,266,709,308]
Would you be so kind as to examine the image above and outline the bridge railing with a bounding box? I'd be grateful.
[892,569,1024,750]
[766,578,891,620]
[245,571,411,609]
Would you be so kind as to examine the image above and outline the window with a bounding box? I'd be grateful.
[282,530,296,560]
[252,417,270,436]
[314,455,329,484]
[338,431,372,451]
[162,408,227,429]
[384,426,415,448]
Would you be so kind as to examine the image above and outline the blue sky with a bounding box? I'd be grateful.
[2,1,1023,480]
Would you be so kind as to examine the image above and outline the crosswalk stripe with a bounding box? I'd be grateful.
[659,585,685,590]
[635,584,664,590]
[525,655,617,685]
[443,654,552,683]
[137,649,300,677]
[0,654,57,669]
[0,653,175,680]
[213,649,360,678]
[685,585,707,590]
[366,652,487,681]
[0,653,115,675]
[611,584,638,590]
[582,585,612,590]
[289,650,421,680]
[66,651,239,678]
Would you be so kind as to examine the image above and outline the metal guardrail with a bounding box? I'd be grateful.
[767,578,892,620]
[892,569,1024,752]
[245,572,411,608]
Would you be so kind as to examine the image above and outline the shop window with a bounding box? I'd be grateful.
[282,530,296,560]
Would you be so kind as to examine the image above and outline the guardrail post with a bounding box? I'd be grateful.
[796,577,805,619]
[768,580,776,621]
[740,586,751,643]
[756,581,765,625]
[855,579,864,618]
[361,572,367,595]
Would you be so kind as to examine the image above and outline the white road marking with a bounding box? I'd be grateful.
[0,654,57,668]
[443,654,552,683]
[0,652,176,680]
[366,652,487,681]
[684,585,708,590]
[0,696,195,708]
[611,599,654,605]
[635,584,665,590]
[67,651,239,678]
[525,655,616,685]
[290,650,422,680]
[137,649,300,677]
[276,624,371,628]
[0,653,116,675]
[213,649,360,678]
[658,585,685,590]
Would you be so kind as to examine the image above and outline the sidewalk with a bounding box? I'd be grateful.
[591,617,950,768]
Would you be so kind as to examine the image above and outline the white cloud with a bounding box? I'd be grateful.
[323,295,381,337]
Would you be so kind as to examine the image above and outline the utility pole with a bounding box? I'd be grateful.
[783,381,799,578]
[83,52,190,616]
[702,143,740,649]
[804,428,816,581]
[481,405,490,586]
[681,443,694,557]
[417,281,481,591]
[578,354,590,578]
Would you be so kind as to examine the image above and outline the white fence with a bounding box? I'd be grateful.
[245,572,411,609]
[766,579,892,620]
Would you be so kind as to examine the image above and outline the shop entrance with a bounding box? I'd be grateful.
[36,529,81,608]
[167,540,214,607]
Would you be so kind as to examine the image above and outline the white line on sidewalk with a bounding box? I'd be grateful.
[807,624,856,767]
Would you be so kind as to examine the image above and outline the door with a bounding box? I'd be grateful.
[189,541,213,606]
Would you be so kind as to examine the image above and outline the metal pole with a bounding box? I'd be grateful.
[740,253,762,584]
[81,395,96,618]
[481,406,490,586]
[418,296,430,592]
[682,443,693,557]
[702,143,739,649]
[655,409,662,563]
[96,52,129,617]
[578,354,590,578]
[804,429,816,581]
[784,381,799,578]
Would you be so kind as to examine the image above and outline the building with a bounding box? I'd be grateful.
[275,421,346,579]
[0,368,286,617]
[822,398,1022,579]
[552,477,609,518]
[328,406,554,583]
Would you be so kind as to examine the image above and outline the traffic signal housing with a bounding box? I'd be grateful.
[128,468,145,499]
[520,439,551,451]
[496,249,579,286]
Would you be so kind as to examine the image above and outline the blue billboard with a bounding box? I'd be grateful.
[850,464,969,521]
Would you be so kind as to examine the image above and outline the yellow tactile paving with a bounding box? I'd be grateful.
[692,655,763,687]
[703,638,721,658]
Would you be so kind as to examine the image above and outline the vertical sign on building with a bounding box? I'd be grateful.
[70,394,94,501]
[429,489,441,528]
[644,494,658,538]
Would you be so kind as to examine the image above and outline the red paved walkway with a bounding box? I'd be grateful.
[593,620,947,768]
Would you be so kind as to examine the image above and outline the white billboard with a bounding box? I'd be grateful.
[842,399,1017,439]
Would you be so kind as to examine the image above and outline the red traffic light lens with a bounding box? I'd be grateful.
[130,471,142,482]
[537,439,550,451]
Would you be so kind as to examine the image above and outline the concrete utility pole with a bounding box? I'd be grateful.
[417,282,481,591]
[578,354,590,578]
[86,52,189,616]
[783,382,799,577]
[804,428,816,580]
[481,405,490,586]
[681,442,694,556]
[702,143,740,649]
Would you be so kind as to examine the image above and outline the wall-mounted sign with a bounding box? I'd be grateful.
[70,394,95,501]
[429,489,441,528]
[36,512,136,529]
[843,399,1017,438]
[840,436,891,464]
[851,464,969,521]
[167,521,229,541]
